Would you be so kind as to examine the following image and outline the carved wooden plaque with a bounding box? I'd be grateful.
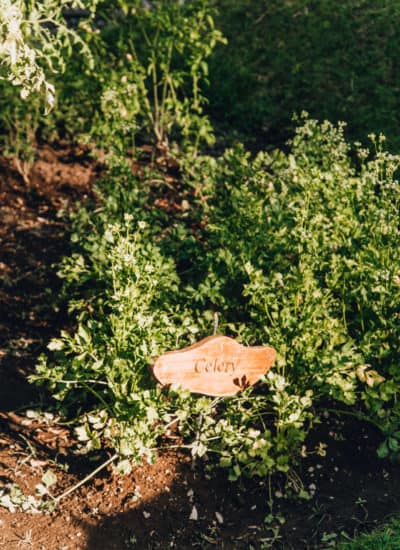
[151,335,276,396]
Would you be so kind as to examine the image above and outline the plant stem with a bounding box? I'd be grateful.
[53,453,118,505]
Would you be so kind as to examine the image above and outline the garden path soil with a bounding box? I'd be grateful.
[1,148,400,549]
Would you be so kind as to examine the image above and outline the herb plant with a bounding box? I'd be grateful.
[35,117,400,481]
[89,0,225,157]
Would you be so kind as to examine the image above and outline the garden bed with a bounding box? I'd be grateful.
[1,148,400,549]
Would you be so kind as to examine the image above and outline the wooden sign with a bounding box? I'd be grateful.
[151,335,276,397]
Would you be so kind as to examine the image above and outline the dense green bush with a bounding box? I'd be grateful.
[0,0,96,179]
[209,0,400,150]
[6,0,400,172]
[0,0,96,107]
[34,117,400,479]
[0,0,223,173]
[192,117,400,455]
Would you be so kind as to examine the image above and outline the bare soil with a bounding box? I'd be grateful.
[1,147,400,550]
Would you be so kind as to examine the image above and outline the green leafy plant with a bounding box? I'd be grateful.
[0,0,96,109]
[0,0,96,181]
[209,0,400,150]
[339,517,400,549]
[89,0,225,156]
[0,1,224,184]
[35,117,400,483]
[189,117,400,459]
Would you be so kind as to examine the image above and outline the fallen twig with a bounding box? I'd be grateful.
[53,453,118,505]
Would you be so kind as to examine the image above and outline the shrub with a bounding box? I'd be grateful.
[189,117,400,458]
[209,0,400,150]
[0,0,94,108]
[0,0,96,179]
[35,117,400,479]
[0,1,224,176]
[88,0,224,156]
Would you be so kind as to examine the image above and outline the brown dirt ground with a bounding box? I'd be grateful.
[1,147,400,550]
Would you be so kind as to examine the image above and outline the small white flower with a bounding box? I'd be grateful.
[20,87,30,100]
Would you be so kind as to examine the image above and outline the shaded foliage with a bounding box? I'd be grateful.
[209,0,400,150]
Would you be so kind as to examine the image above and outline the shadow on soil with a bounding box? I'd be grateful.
[81,416,400,550]
[82,459,272,550]
[0,150,96,411]
[79,418,400,550]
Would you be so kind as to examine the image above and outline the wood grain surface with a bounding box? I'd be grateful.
[151,335,276,396]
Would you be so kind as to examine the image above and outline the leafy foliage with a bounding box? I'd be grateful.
[209,0,400,149]
[0,0,96,180]
[88,0,224,155]
[35,117,400,479]
[0,0,223,180]
[3,0,400,489]
[0,0,95,109]
[192,118,400,455]
[339,517,400,549]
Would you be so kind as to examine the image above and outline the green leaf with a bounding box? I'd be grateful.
[377,441,389,458]
[42,470,57,488]
[47,340,64,351]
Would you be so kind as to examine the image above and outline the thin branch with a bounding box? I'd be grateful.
[53,453,118,504]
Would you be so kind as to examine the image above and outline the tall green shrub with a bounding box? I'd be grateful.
[88,0,225,156]
[35,118,400,478]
